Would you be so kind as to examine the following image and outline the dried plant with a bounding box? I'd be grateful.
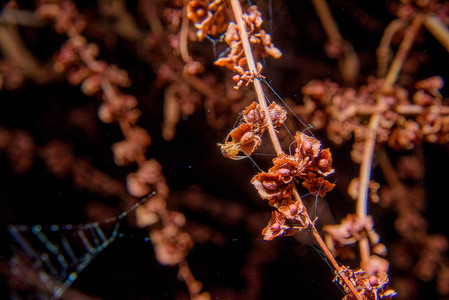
[1,1,449,300]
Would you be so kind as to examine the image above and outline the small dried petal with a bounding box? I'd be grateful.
[261,211,297,240]
[415,76,444,92]
[301,173,335,197]
[315,148,334,176]
[269,153,301,180]
[251,172,293,205]
[295,132,322,159]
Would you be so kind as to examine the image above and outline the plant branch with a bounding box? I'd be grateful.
[311,0,359,84]
[357,13,424,264]
[383,14,424,90]
[424,14,449,53]
[180,0,192,64]
[376,19,406,78]
[229,0,283,156]
[230,1,363,299]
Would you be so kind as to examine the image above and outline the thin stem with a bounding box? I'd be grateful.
[292,187,363,300]
[376,19,406,78]
[383,14,424,90]
[311,0,359,84]
[311,0,342,42]
[424,15,449,53]
[180,0,192,64]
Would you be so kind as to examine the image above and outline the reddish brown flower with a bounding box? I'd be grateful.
[314,148,334,176]
[267,102,287,128]
[218,123,262,159]
[335,266,397,300]
[301,173,335,197]
[243,102,264,128]
[295,132,322,160]
[251,171,293,207]
[268,153,302,183]
[277,199,309,227]
[262,211,297,241]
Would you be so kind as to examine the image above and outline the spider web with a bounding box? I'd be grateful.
[7,193,154,300]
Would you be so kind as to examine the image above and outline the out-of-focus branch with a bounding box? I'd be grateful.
[311,0,360,84]
[376,19,407,77]
[0,10,58,85]
[0,9,44,27]
[357,13,424,265]
[0,25,39,79]
[424,14,449,53]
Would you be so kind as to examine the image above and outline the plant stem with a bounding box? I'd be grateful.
[229,0,282,156]
[180,0,192,64]
[357,13,424,264]
[424,15,449,53]
[376,19,406,77]
[311,0,359,84]
[383,14,424,90]
[229,1,363,299]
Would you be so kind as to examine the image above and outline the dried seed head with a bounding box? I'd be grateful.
[303,139,313,152]
[318,158,329,169]
[369,275,379,287]
[289,204,298,215]
[262,180,278,190]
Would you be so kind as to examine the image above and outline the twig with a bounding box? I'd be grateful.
[424,15,449,53]
[376,19,406,77]
[357,13,424,264]
[311,0,359,84]
[180,0,192,64]
[229,1,363,299]
[383,14,424,90]
[229,0,282,156]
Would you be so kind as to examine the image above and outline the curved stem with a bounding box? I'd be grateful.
[180,0,192,64]
[383,14,424,90]
[376,19,406,77]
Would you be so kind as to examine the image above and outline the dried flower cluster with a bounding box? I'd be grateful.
[0,128,127,200]
[219,100,336,242]
[334,266,397,300]
[251,132,335,240]
[299,76,449,163]
[213,5,282,88]
[324,214,389,276]
[218,101,286,159]
[144,0,252,139]
[186,0,229,41]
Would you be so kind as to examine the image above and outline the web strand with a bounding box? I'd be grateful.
[7,192,155,299]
